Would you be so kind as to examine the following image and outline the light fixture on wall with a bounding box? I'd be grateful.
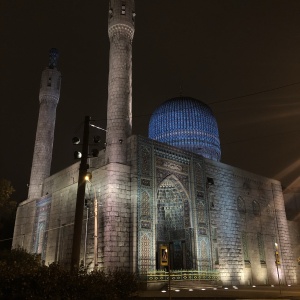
[207,177,214,185]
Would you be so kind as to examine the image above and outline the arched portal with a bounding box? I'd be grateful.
[156,175,194,270]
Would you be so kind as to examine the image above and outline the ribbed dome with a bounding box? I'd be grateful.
[148,96,221,161]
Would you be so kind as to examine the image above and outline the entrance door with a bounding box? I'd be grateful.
[156,176,193,270]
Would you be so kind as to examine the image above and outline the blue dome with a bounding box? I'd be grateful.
[148,96,221,161]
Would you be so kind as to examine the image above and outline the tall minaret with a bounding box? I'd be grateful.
[105,0,135,164]
[28,49,61,199]
[101,0,135,271]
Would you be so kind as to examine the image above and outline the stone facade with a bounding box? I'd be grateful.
[13,135,299,285]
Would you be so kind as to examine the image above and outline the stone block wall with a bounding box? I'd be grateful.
[13,198,37,250]
[206,159,297,285]
[287,220,300,281]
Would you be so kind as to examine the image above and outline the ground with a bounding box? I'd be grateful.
[137,283,300,299]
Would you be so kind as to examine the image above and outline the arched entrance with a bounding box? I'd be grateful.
[156,175,194,270]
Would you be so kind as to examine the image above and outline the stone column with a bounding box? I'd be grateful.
[103,0,135,270]
[28,49,61,199]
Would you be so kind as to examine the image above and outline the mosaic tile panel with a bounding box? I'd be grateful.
[194,160,213,270]
[137,140,155,273]
[32,196,52,260]
[140,234,151,274]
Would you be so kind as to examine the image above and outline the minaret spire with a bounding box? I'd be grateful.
[28,48,61,199]
[105,0,135,164]
[102,0,135,271]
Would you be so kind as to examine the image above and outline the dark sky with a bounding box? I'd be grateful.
[1,0,300,202]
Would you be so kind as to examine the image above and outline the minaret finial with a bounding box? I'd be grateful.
[179,83,183,97]
[49,48,59,69]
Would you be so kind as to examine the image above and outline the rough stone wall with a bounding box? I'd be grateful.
[205,161,244,285]
[206,159,297,285]
[127,135,139,272]
[99,162,131,270]
[12,198,37,250]
[287,220,300,282]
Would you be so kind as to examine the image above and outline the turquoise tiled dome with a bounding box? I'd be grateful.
[148,97,221,161]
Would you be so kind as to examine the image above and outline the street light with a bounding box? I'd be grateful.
[71,116,91,273]
[70,116,104,272]
[85,175,98,270]
[274,242,281,294]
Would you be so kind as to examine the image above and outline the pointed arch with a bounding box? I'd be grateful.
[237,196,246,214]
[156,174,191,233]
[155,174,194,270]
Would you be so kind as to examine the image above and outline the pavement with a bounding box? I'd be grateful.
[136,284,300,299]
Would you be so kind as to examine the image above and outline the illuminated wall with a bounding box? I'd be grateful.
[136,136,297,285]
[13,136,298,285]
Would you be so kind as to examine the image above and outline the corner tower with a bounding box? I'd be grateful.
[105,0,135,164]
[28,49,61,199]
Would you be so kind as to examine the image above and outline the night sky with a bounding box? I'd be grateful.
[1,0,300,202]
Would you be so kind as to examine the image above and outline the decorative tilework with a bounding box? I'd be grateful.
[140,234,151,274]
[32,196,52,260]
[141,191,150,219]
[141,146,151,176]
[194,160,213,270]
[148,97,221,161]
[141,179,151,187]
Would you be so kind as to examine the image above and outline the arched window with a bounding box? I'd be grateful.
[252,200,260,216]
[237,196,246,213]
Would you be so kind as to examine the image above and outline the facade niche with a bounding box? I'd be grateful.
[237,196,246,214]
[252,200,260,216]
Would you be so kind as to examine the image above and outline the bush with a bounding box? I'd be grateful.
[0,248,138,299]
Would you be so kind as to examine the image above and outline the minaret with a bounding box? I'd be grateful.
[28,49,61,199]
[105,0,135,164]
[101,0,135,271]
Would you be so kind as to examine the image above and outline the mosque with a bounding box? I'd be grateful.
[13,0,299,286]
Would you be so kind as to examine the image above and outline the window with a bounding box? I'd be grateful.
[237,196,246,214]
[121,2,126,15]
[252,200,260,216]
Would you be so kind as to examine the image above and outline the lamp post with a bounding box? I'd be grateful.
[93,185,98,270]
[71,116,91,272]
[70,116,104,272]
[165,247,171,300]
[84,177,99,270]
[83,202,89,266]
[274,242,281,294]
